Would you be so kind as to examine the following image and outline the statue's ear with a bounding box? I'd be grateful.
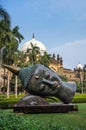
[1,64,20,75]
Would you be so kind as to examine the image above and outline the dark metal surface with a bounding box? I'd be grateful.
[19,64,76,104]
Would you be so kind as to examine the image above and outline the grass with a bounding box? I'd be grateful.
[0,103,86,130]
[72,93,86,103]
[47,93,86,103]
[23,103,86,128]
[0,93,25,108]
[75,93,86,98]
[0,93,86,109]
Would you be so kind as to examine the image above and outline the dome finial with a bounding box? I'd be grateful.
[32,33,35,39]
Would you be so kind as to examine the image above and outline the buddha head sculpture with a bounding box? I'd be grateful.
[2,64,76,104]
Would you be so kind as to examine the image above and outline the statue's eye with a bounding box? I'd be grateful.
[35,75,39,80]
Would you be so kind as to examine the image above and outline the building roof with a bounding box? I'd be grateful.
[21,34,47,55]
[76,63,83,70]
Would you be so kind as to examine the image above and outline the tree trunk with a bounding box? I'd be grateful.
[0,49,2,66]
[80,75,83,94]
[15,75,17,98]
[0,82,1,94]
[7,74,10,98]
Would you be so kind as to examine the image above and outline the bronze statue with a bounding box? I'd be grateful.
[2,64,76,104]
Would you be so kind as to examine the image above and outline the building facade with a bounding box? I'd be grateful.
[0,35,85,91]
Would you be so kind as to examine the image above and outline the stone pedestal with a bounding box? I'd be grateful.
[14,103,78,114]
[13,95,78,113]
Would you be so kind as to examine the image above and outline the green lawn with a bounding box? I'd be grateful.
[0,103,86,130]
[23,103,86,129]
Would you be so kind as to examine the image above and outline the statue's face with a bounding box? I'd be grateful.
[19,64,76,104]
[26,64,61,96]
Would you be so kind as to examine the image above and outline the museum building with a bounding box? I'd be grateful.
[0,34,84,89]
[20,34,83,82]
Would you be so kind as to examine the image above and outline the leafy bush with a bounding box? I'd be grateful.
[0,94,25,108]
[0,93,86,109]
[46,93,86,103]
[72,93,86,103]
[0,110,41,130]
[0,109,86,130]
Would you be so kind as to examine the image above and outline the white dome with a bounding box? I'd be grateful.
[21,36,47,55]
[76,64,83,70]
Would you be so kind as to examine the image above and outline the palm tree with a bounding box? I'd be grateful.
[27,42,40,65]
[0,6,24,97]
[12,26,24,43]
[0,6,24,65]
[40,51,51,67]
[0,6,11,64]
[2,26,24,65]
[16,51,28,67]
[0,20,11,49]
[7,27,23,98]
[0,6,11,25]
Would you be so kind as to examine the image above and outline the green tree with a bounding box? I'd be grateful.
[0,6,24,65]
[2,26,24,65]
[40,51,51,67]
[13,51,28,67]
[2,26,24,98]
[0,6,24,97]
[27,42,40,65]
[0,6,11,64]
[12,26,24,43]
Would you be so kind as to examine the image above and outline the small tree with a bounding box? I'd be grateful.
[40,51,51,67]
[83,64,86,93]
[0,6,11,65]
[27,42,40,65]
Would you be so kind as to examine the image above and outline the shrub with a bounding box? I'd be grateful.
[0,93,86,109]
[0,109,86,130]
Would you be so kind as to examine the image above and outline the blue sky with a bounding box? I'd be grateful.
[0,0,86,69]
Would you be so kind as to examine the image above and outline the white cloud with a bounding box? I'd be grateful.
[49,39,86,69]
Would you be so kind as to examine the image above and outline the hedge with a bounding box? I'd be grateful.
[0,93,86,109]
